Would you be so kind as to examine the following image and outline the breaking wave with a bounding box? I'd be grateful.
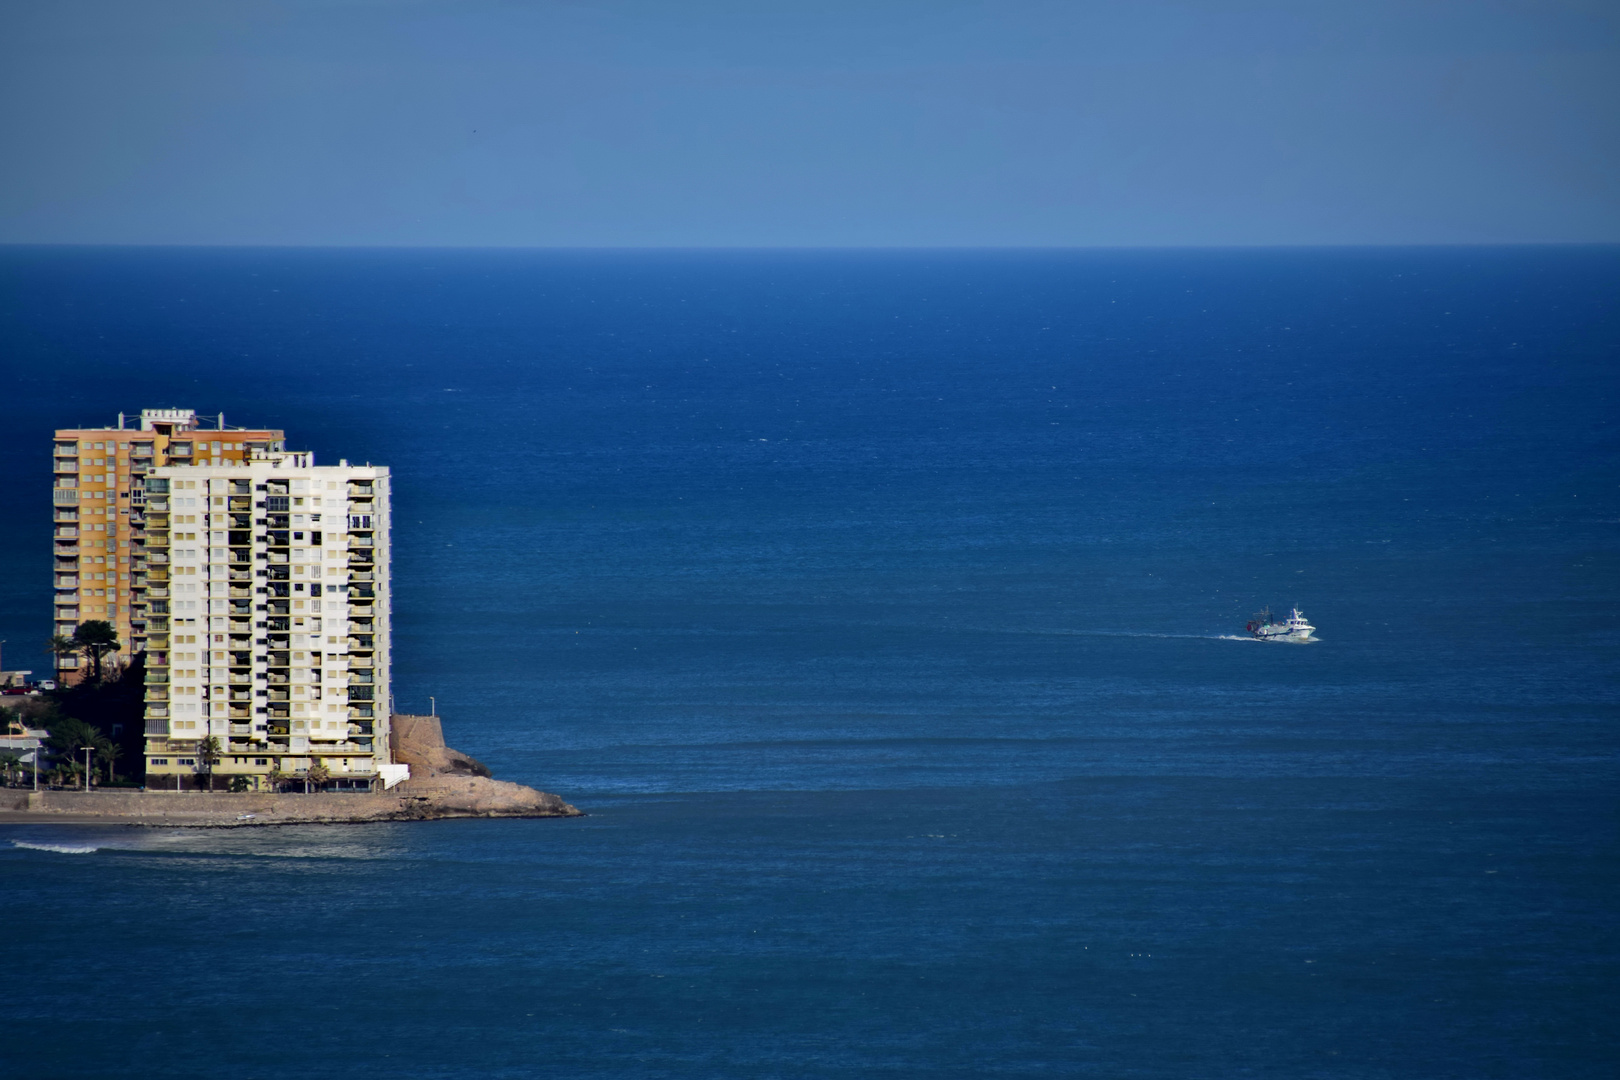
[11,840,100,855]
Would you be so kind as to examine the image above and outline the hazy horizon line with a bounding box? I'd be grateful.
[5,240,1618,253]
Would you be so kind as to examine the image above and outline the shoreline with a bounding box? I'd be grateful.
[1,715,581,827]
[0,777,582,828]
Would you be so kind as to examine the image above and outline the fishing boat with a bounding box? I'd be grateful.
[1246,606,1316,641]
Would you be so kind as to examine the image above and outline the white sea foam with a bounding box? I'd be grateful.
[11,840,99,855]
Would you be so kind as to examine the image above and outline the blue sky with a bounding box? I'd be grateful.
[2,0,1616,246]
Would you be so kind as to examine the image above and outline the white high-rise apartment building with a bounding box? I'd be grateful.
[139,449,404,790]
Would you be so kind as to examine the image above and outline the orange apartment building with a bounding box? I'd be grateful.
[52,408,285,680]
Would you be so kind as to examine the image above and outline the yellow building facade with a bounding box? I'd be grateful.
[51,409,283,678]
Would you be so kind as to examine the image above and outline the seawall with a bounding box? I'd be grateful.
[0,714,581,826]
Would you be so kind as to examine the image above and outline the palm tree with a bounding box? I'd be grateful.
[71,621,120,682]
[44,716,107,782]
[306,761,331,793]
[99,741,124,785]
[195,735,222,792]
[45,634,78,685]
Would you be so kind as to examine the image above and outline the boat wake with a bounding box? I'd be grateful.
[982,627,1259,642]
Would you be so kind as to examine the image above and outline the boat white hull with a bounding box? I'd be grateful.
[1253,628,1315,642]
[1247,607,1316,641]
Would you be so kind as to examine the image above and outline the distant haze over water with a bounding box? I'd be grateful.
[1,247,1616,1077]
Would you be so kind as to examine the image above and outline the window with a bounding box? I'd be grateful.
[255,758,268,766]
[177,758,195,766]
[151,758,169,766]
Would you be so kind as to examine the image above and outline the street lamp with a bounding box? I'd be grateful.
[80,746,94,792]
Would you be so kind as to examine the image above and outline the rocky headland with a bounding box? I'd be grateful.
[0,713,581,827]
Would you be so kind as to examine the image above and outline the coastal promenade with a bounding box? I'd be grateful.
[0,714,581,826]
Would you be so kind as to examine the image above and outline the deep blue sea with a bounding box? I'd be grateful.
[1,247,1617,1078]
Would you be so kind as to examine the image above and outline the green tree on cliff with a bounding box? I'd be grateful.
[45,634,78,685]
[71,621,120,682]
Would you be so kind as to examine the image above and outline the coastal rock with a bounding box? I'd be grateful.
[0,714,581,826]
[389,713,493,779]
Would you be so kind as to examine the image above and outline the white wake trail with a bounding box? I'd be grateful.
[12,840,100,855]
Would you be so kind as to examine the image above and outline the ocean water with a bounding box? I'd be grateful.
[1,247,1616,1078]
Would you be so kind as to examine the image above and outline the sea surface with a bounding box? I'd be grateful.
[0,247,1616,1078]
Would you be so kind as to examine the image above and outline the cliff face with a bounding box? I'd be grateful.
[389,713,493,778]
[388,713,580,819]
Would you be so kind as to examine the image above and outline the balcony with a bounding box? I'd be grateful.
[311,741,372,755]
[55,527,79,539]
